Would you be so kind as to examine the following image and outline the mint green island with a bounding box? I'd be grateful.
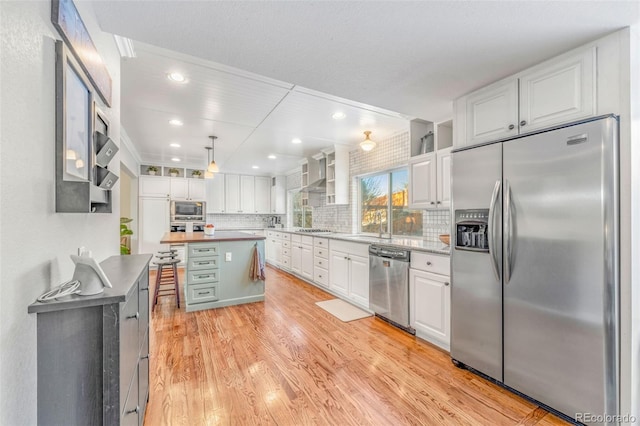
[161,231,266,312]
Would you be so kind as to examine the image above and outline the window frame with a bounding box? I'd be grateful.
[357,166,422,238]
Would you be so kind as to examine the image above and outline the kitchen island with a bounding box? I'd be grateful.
[161,231,266,312]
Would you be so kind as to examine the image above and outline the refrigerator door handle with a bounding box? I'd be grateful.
[488,180,501,281]
[504,180,515,284]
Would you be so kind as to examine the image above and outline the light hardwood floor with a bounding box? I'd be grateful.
[146,265,570,425]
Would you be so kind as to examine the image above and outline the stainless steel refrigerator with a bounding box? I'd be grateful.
[450,115,619,425]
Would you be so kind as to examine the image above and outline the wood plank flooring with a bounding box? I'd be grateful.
[146,265,570,425]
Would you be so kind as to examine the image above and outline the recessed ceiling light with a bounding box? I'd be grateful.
[167,72,187,83]
[170,143,181,148]
[267,155,276,159]
[252,165,259,169]
[169,119,183,126]
[332,112,346,120]
[171,158,181,162]
[292,138,302,144]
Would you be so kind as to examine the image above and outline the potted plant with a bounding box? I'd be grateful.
[169,168,180,177]
[147,166,158,176]
[120,217,133,255]
[191,169,202,179]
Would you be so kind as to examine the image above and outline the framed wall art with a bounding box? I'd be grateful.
[56,40,94,182]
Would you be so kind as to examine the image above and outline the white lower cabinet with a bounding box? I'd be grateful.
[329,240,369,309]
[410,252,451,350]
[300,243,314,281]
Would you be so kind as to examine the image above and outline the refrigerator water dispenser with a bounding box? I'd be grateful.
[455,209,490,252]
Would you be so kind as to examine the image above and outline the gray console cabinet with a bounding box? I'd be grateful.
[28,254,152,426]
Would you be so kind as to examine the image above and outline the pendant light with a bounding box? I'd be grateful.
[207,135,219,173]
[360,130,376,152]
[204,146,214,179]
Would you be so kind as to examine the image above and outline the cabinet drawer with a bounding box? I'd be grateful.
[301,235,314,245]
[314,267,328,287]
[314,246,328,259]
[273,232,282,239]
[291,233,301,243]
[137,269,149,346]
[314,256,328,269]
[267,230,275,238]
[281,233,291,242]
[121,363,139,426]
[282,240,291,249]
[119,292,140,415]
[187,283,219,304]
[188,243,219,257]
[282,248,290,257]
[187,256,219,271]
[314,237,328,248]
[330,239,369,257]
[187,269,219,284]
[281,256,291,269]
[411,251,450,275]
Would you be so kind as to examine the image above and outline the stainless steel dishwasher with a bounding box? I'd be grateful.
[369,245,414,334]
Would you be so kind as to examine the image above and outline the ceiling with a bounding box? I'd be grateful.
[92,0,639,175]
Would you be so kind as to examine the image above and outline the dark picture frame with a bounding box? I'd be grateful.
[56,40,94,183]
[52,0,112,107]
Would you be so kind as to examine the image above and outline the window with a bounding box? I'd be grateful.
[359,168,423,237]
[290,190,312,228]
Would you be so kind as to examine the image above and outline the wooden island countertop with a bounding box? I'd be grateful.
[160,231,266,244]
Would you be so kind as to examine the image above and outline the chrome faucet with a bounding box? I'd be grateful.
[376,211,384,238]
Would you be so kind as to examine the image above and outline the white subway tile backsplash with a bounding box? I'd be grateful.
[288,130,451,239]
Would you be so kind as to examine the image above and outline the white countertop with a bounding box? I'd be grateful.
[265,228,450,255]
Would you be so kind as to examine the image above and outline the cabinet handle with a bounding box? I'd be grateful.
[430,201,435,205]
[508,124,515,130]
[520,120,527,126]
[126,406,140,415]
[436,201,441,204]
[344,256,348,260]
[198,291,209,295]
[318,261,322,265]
[426,261,432,266]
[141,353,150,360]
[127,312,140,320]
[197,274,212,279]
[444,282,450,286]
[318,274,323,278]
[140,287,149,292]
[195,261,211,266]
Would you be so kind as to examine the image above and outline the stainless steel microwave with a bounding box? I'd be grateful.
[170,201,206,221]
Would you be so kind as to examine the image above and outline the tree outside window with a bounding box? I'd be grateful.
[359,169,422,236]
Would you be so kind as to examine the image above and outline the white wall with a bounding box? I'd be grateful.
[0,2,121,424]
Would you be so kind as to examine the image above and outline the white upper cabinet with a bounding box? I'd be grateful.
[464,79,519,146]
[254,176,271,214]
[170,178,206,201]
[325,146,349,205]
[270,176,286,214]
[409,154,437,208]
[240,175,255,213]
[455,46,596,148]
[205,173,225,213]
[409,120,453,209]
[225,174,241,213]
[187,179,206,200]
[518,47,595,133]
[139,176,170,198]
[436,148,452,209]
